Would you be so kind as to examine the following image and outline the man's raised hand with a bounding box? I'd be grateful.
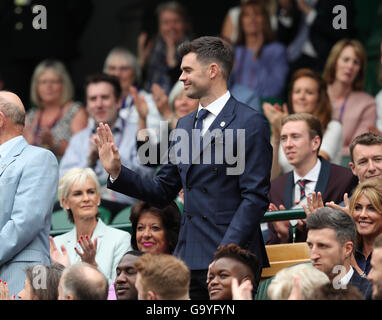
[94,122,122,179]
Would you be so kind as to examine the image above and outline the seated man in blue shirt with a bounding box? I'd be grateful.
[59,73,154,217]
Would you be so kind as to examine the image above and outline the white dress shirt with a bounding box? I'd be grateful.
[337,267,354,287]
[292,158,321,208]
[196,91,231,136]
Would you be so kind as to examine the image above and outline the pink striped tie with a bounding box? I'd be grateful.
[297,179,310,200]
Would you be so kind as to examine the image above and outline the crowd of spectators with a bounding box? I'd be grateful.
[0,0,382,302]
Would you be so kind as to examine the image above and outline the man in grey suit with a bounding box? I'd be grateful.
[0,91,58,296]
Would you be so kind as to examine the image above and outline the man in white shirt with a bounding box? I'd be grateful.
[103,47,163,137]
[306,207,372,299]
[96,36,272,299]
[267,113,357,244]
[59,74,154,217]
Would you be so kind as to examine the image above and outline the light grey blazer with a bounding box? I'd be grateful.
[53,219,131,283]
[0,137,58,296]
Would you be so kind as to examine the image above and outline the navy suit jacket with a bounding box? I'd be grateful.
[267,158,358,244]
[349,267,372,300]
[108,96,272,270]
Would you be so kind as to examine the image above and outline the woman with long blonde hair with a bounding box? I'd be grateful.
[349,178,382,276]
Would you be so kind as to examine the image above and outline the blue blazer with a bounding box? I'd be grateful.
[109,96,272,270]
[0,137,58,296]
[349,267,373,300]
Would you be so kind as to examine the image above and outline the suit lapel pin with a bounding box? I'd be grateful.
[220,121,225,127]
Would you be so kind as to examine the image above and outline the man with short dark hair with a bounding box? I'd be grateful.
[96,36,272,299]
[267,113,357,244]
[367,233,382,300]
[306,207,372,299]
[349,133,382,183]
[113,250,144,300]
[59,73,154,216]
[58,263,109,300]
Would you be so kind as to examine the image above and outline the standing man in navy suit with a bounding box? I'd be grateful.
[96,36,272,299]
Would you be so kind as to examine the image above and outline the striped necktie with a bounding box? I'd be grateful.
[297,179,310,200]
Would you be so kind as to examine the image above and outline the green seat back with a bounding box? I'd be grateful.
[51,209,74,231]
[261,208,306,223]
[174,199,184,213]
[110,206,133,234]
[255,277,273,300]
[98,206,112,225]
[50,206,112,236]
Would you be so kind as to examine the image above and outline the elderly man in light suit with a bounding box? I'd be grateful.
[0,91,58,296]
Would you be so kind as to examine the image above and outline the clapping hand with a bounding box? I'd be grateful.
[36,127,54,148]
[326,193,350,216]
[137,32,154,67]
[75,235,98,267]
[302,192,324,216]
[296,0,312,15]
[0,281,15,300]
[131,86,149,121]
[152,84,172,118]
[231,278,253,300]
[269,203,290,243]
[50,236,70,267]
[262,103,288,137]
[288,276,302,300]
[88,134,100,168]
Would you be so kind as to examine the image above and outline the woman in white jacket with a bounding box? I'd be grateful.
[50,168,131,284]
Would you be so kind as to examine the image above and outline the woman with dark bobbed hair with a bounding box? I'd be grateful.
[130,201,181,254]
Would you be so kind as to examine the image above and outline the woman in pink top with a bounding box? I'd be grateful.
[323,39,376,164]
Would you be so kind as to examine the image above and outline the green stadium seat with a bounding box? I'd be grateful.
[98,206,112,225]
[261,208,305,223]
[109,205,133,234]
[255,277,273,300]
[174,199,184,213]
[50,206,112,236]
[51,209,73,234]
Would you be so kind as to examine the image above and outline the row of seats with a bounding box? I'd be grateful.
[50,199,185,236]
[51,204,305,236]
[50,202,310,299]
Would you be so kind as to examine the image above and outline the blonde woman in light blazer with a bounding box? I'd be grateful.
[50,168,131,284]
